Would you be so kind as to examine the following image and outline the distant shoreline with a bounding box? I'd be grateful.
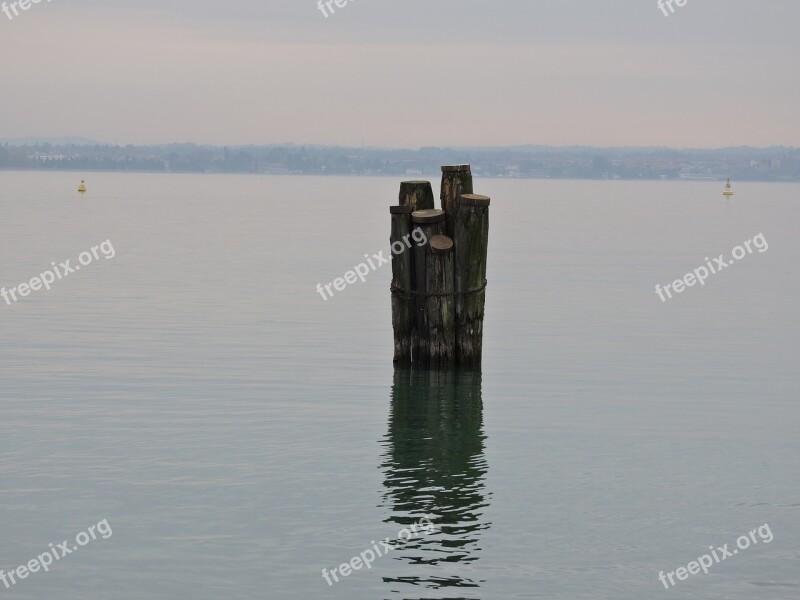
[2,143,798,182]
[2,167,799,183]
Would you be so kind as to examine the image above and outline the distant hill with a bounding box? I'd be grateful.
[0,136,103,146]
[1,140,798,181]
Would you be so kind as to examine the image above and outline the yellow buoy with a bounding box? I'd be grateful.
[723,178,734,197]
[78,180,87,193]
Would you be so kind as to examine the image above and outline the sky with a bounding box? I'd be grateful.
[1,0,798,148]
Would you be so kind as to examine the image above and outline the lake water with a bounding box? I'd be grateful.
[0,171,798,599]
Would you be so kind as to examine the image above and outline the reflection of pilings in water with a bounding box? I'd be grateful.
[380,368,490,594]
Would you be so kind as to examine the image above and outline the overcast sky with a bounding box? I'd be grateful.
[1,0,798,148]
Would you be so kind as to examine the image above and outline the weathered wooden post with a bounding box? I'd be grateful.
[411,209,446,365]
[389,168,490,368]
[454,194,490,367]
[389,205,414,363]
[399,181,435,212]
[424,235,456,367]
[440,165,473,238]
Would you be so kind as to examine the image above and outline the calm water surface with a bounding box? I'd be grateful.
[0,171,798,599]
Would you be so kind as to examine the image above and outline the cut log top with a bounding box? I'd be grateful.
[459,194,491,207]
[412,209,446,223]
[390,205,414,214]
[429,234,454,254]
[441,165,471,172]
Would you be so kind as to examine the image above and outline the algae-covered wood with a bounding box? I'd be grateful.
[390,205,414,363]
[454,194,490,367]
[399,181,435,212]
[440,165,474,238]
[424,234,456,367]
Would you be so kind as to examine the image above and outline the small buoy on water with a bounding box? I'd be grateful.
[723,178,734,197]
[78,180,87,193]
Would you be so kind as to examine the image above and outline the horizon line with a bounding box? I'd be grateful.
[2,138,799,153]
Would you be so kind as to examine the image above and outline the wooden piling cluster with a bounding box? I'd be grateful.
[390,165,490,368]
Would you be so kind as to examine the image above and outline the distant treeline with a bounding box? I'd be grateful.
[1,142,799,181]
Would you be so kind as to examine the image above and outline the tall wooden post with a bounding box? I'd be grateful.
[454,194,490,367]
[440,165,473,238]
[390,205,414,363]
[425,235,456,367]
[399,181,435,212]
[411,209,446,365]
